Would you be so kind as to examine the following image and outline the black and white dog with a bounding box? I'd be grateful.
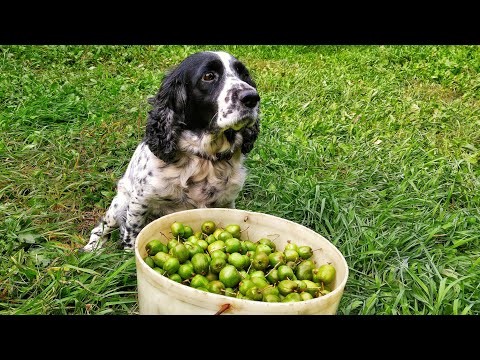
[82,51,260,251]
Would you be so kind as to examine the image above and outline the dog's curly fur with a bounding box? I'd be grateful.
[82,51,260,251]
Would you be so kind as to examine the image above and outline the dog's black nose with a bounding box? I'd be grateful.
[239,90,260,108]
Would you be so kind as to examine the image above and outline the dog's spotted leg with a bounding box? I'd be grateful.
[120,198,148,250]
[81,195,123,252]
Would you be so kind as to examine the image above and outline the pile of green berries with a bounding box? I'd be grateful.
[142,220,336,303]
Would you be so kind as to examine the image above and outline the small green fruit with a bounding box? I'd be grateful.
[170,222,185,238]
[178,263,195,280]
[268,251,285,268]
[284,242,299,252]
[239,279,256,295]
[251,276,269,290]
[190,274,209,288]
[205,234,217,245]
[243,254,251,268]
[194,231,204,240]
[239,270,250,279]
[185,243,204,258]
[207,280,225,294]
[297,245,313,260]
[171,243,190,263]
[191,253,210,275]
[263,294,281,302]
[210,257,227,274]
[143,256,155,268]
[167,239,179,250]
[282,292,302,302]
[201,220,216,235]
[295,260,314,281]
[249,270,265,278]
[145,239,167,256]
[262,286,279,297]
[255,244,273,256]
[224,224,241,238]
[197,239,209,250]
[313,264,336,284]
[210,250,227,261]
[183,225,194,239]
[244,241,257,251]
[252,252,269,271]
[207,240,225,254]
[169,273,182,283]
[153,267,164,275]
[245,286,263,301]
[217,231,233,242]
[163,257,180,275]
[219,265,242,288]
[258,238,276,252]
[278,279,298,296]
[223,287,236,297]
[224,238,241,253]
[186,235,198,244]
[152,252,171,268]
[227,252,246,270]
[266,269,279,284]
[277,264,295,281]
[284,249,299,262]
[294,280,307,293]
[300,292,314,301]
[303,280,320,296]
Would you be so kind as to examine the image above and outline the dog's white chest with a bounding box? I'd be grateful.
[140,153,246,212]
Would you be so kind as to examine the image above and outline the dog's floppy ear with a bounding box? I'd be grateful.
[144,69,187,163]
[241,118,260,155]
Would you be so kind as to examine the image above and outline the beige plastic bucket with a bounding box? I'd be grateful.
[134,208,349,315]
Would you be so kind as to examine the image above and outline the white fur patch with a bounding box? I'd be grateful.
[212,51,259,130]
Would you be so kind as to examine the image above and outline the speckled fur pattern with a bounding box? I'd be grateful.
[83,51,260,251]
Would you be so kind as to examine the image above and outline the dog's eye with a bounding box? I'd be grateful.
[202,72,216,81]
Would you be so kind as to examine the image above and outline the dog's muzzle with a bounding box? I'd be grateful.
[239,89,260,109]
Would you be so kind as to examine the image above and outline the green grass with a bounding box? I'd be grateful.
[1,45,479,315]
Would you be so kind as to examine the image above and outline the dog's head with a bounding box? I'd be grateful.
[145,51,260,163]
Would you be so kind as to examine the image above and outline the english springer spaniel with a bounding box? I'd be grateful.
[82,51,260,252]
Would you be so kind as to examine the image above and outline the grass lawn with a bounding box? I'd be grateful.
[1,45,479,315]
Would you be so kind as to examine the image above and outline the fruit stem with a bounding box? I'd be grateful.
[267,233,280,241]
[239,225,250,234]
[159,231,169,240]
[264,261,281,277]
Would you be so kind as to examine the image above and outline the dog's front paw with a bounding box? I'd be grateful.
[121,241,135,252]
[78,243,99,253]
[80,233,108,253]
